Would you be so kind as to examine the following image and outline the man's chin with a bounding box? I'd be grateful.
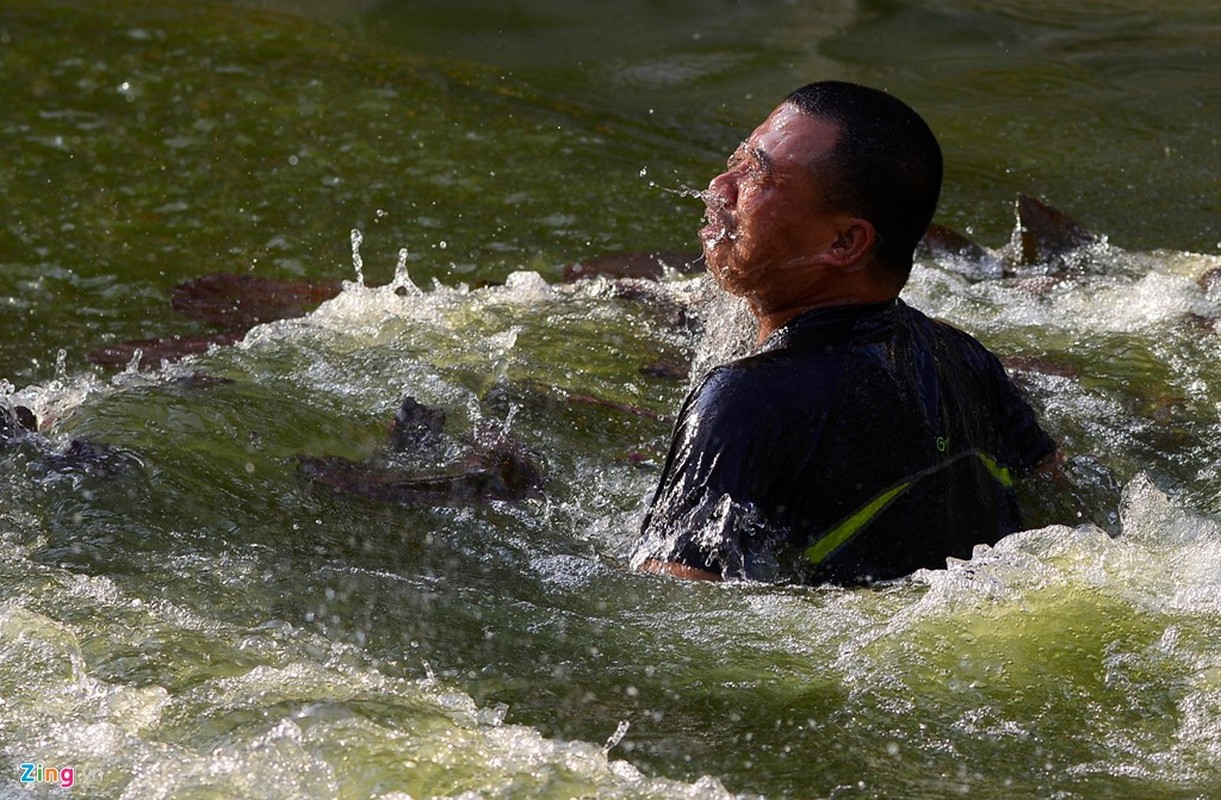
[699,221,736,251]
[705,262,745,297]
[700,239,730,273]
[700,250,726,284]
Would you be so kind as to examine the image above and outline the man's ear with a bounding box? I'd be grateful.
[823,218,876,269]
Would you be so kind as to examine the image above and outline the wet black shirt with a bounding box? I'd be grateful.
[633,299,1056,585]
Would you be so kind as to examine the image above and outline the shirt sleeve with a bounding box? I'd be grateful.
[632,367,791,581]
[987,354,1057,475]
[933,318,1057,476]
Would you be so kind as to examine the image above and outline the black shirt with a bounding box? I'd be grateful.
[633,299,1056,585]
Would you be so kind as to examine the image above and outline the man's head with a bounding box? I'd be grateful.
[700,82,942,323]
[784,81,943,283]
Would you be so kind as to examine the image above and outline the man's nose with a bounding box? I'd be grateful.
[707,170,736,206]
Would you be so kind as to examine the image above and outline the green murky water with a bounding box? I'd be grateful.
[2,1,1220,797]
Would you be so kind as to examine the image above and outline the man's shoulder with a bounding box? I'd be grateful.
[690,360,766,401]
[711,344,843,383]
[687,348,844,418]
[897,301,1004,363]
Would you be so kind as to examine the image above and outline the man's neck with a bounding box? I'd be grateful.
[752,291,898,344]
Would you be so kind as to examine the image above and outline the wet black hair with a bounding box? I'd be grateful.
[785,81,943,283]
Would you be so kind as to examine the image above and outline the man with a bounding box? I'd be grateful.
[631,81,1056,585]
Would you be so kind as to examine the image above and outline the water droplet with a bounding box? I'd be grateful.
[350,229,365,285]
[392,248,421,295]
[603,720,630,753]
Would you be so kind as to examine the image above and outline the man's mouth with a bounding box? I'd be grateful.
[699,207,733,246]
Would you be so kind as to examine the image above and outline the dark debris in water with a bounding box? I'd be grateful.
[916,222,1004,279]
[597,275,702,334]
[1,403,38,440]
[564,392,671,421]
[299,394,544,507]
[1001,354,1080,380]
[1,403,142,479]
[89,273,343,370]
[170,273,344,330]
[482,377,674,423]
[919,194,1109,281]
[87,252,701,371]
[1011,194,1103,269]
[88,331,245,370]
[637,359,688,380]
[563,251,704,282]
[387,395,448,453]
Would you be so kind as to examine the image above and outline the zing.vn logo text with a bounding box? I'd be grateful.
[19,762,75,789]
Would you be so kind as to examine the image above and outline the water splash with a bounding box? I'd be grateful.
[906,248,1221,336]
[637,163,711,204]
[53,348,69,384]
[603,719,630,754]
[123,348,144,374]
[349,228,365,286]
[687,277,755,381]
[656,181,710,203]
[390,246,422,296]
[643,173,739,257]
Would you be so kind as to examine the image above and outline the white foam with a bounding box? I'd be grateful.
[907,248,1221,336]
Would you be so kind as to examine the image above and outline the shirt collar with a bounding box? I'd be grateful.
[758,299,900,354]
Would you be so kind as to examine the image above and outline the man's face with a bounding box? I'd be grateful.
[700,104,843,302]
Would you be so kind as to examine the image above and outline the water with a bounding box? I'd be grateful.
[2,1,1221,797]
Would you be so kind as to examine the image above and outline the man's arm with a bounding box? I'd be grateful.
[636,558,722,582]
[633,367,769,583]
